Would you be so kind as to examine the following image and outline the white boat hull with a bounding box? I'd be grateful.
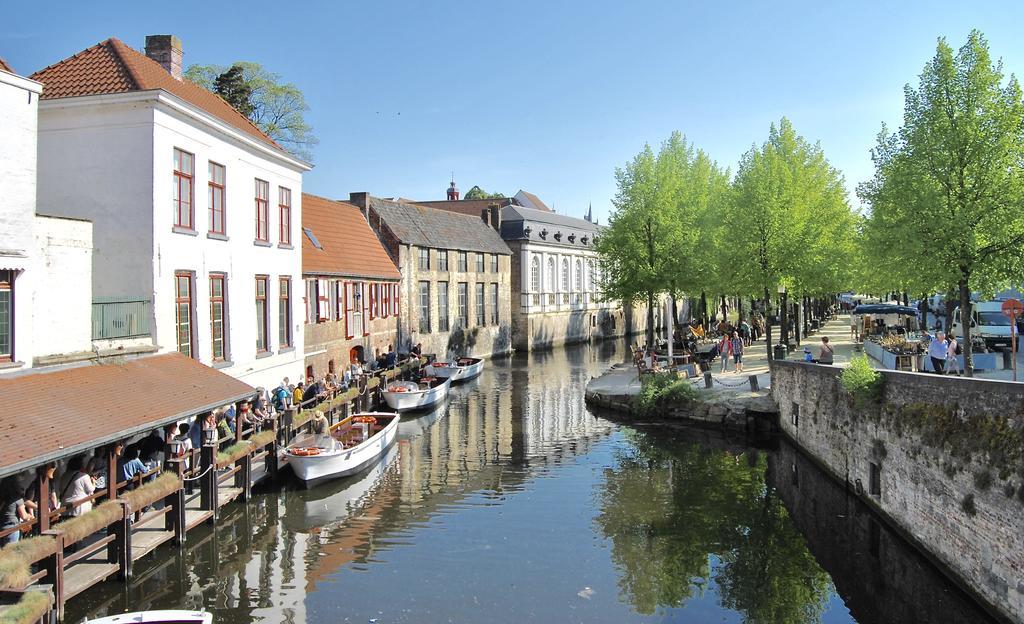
[426,359,484,382]
[85,611,212,624]
[382,378,451,411]
[286,413,400,483]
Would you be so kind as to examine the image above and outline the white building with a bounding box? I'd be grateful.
[0,59,93,373]
[31,36,311,390]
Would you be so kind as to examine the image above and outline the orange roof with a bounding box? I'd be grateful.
[29,38,282,151]
[0,353,255,478]
[0,57,14,74]
[302,193,401,280]
[413,197,513,218]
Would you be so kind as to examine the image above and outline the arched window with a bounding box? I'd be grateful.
[588,260,596,292]
[547,258,556,292]
[575,259,583,292]
[561,259,570,292]
[530,256,541,304]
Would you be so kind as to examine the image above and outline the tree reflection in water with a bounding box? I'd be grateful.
[595,429,832,622]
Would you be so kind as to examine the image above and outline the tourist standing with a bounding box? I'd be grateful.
[63,459,97,517]
[946,335,961,376]
[1,478,31,544]
[927,331,947,374]
[719,333,734,373]
[730,331,745,373]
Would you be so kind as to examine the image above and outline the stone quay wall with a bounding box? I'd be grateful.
[771,361,1024,624]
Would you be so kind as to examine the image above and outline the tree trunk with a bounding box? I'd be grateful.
[902,291,909,306]
[646,290,656,351]
[671,297,679,335]
[944,290,956,333]
[764,287,773,360]
[700,291,708,327]
[794,300,802,346]
[738,298,745,323]
[780,290,789,346]
[959,278,973,377]
[920,292,928,331]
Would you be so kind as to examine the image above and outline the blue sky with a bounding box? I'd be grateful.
[4,1,1024,223]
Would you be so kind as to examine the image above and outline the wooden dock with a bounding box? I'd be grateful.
[0,357,426,622]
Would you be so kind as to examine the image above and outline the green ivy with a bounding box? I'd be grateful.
[632,372,699,417]
[840,355,885,409]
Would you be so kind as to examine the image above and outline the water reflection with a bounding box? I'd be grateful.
[65,340,993,624]
[595,427,833,622]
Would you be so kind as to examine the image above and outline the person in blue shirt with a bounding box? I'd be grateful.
[926,331,948,374]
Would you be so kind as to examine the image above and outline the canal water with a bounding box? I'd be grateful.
[68,340,996,624]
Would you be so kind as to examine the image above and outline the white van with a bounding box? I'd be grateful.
[951,301,1018,349]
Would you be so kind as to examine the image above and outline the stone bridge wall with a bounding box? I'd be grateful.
[771,361,1024,624]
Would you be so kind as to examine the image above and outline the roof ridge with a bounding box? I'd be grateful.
[106,38,142,90]
[29,38,111,81]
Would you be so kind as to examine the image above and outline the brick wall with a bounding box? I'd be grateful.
[772,361,1024,624]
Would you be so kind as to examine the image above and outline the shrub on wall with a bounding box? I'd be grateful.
[840,355,885,409]
[633,372,698,416]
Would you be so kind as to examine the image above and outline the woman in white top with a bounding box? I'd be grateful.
[63,459,97,517]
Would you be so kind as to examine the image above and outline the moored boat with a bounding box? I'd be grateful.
[426,357,484,382]
[382,376,451,411]
[85,611,213,623]
[284,412,400,484]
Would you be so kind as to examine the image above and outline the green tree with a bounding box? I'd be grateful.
[463,185,504,200]
[858,31,1024,375]
[185,62,318,161]
[722,118,853,356]
[212,64,254,117]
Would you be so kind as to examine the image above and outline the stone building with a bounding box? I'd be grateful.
[347,193,513,360]
[30,36,310,391]
[416,187,640,351]
[301,194,402,378]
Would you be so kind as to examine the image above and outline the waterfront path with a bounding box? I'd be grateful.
[589,313,859,403]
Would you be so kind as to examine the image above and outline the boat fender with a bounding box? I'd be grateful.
[353,416,378,425]
[290,447,321,457]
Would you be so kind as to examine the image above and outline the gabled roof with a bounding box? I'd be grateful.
[503,204,601,232]
[514,190,552,212]
[29,38,282,151]
[412,197,516,218]
[0,353,255,479]
[302,193,401,280]
[0,57,14,74]
[368,197,511,255]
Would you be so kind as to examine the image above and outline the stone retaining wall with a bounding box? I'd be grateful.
[771,361,1024,624]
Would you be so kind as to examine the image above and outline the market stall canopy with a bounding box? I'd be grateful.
[853,304,920,317]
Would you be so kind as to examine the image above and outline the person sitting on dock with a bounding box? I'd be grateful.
[385,344,398,368]
[412,343,423,357]
[816,336,834,365]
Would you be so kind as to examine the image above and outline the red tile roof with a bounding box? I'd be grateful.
[0,57,14,74]
[412,198,514,218]
[29,38,282,150]
[0,353,255,478]
[302,193,401,280]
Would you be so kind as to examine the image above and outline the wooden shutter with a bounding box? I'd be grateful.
[344,282,354,339]
[361,282,370,336]
[317,278,329,322]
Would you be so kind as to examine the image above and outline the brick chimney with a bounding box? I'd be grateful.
[487,204,501,233]
[145,35,183,80]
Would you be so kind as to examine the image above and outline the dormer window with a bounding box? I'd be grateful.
[581,235,589,245]
[568,233,576,243]
[539,228,548,239]
[554,231,562,241]
[524,225,533,237]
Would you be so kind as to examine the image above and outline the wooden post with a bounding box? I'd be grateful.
[36,470,50,534]
[235,403,244,444]
[41,530,64,621]
[704,371,713,389]
[268,419,279,478]
[165,461,186,547]
[107,447,119,502]
[112,501,132,580]
[749,375,760,392]
[200,444,218,522]
[236,454,252,501]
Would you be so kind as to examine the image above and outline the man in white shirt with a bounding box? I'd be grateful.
[927,331,948,374]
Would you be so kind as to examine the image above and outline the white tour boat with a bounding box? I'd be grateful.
[85,611,213,623]
[426,357,484,382]
[284,412,400,484]
[381,376,451,411]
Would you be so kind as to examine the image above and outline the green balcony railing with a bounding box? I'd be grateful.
[92,297,151,339]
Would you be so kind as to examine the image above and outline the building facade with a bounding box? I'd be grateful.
[31,36,310,391]
[301,193,402,378]
[0,60,93,373]
[417,187,639,351]
[348,194,513,360]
